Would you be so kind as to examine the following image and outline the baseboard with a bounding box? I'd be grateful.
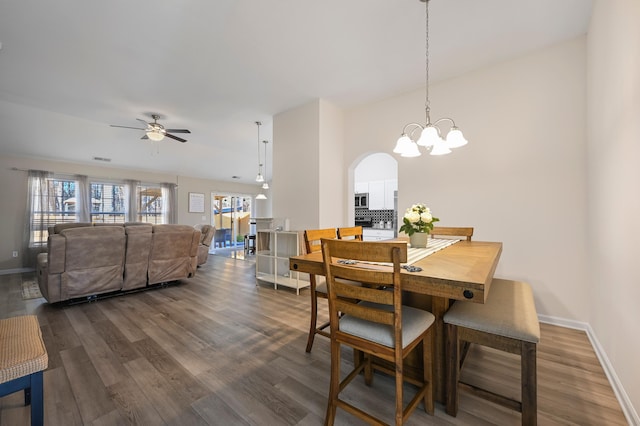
[539,314,639,425]
[0,267,35,276]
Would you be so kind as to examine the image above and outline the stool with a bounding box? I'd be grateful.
[0,315,48,426]
[444,279,540,425]
[244,234,256,255]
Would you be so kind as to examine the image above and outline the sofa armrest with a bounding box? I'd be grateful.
[47,234,66,274]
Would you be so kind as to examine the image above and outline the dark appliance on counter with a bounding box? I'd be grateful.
[354,216,373,228]
[355,193,369,208]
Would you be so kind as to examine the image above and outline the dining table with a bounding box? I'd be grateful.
[289,238,503,402]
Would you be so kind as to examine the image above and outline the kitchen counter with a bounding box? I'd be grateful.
[362,227,396,241]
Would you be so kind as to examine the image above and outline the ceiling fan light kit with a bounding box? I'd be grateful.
[394,0,468,158]
[110,114,191,143]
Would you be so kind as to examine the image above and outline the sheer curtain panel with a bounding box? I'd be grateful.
[23,170,52,268]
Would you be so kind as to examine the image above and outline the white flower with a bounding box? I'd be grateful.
[399,202,440,236]
[406,211,420,223]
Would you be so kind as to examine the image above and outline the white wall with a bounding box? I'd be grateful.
[346,37,589,321]
[318,99,346,228]
[273,99,347,231]
[587,0,640,419]
[273,100,321,231]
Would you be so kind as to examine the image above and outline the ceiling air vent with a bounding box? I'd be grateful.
[92,156,112,162]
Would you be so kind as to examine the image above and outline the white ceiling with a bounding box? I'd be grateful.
[0,0,593,185]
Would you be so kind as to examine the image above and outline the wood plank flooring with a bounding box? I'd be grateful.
[0,255,628,425]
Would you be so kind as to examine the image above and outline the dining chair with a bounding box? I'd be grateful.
[430,226,474,241]
[336,226,363,240]
[444,278,540,425]
[303,228,338,353]
[321,238,435,425]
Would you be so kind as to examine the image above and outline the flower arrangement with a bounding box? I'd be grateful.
[399,203,439,236]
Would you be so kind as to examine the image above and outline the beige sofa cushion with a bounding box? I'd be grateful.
[123,224,153,290]
[59,226,126,300]
[148,225,200,284]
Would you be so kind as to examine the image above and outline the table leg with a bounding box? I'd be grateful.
[431,296,450,403]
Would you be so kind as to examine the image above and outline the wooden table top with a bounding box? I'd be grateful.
[289,240,503,303]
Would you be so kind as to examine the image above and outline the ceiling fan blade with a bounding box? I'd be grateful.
[110,124,147,130]
[141,135,149,140]
[136,118,151,126]
[165,133,188,143]
[165,129,191,134]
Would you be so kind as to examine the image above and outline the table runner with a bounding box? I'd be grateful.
[357,238,459,266]
[406,238,459,265]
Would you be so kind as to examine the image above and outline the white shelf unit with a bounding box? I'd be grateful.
[256,230,308,295]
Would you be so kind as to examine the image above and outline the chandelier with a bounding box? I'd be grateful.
[393,0,468,157]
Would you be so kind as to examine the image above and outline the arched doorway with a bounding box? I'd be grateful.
[352,153,398,240]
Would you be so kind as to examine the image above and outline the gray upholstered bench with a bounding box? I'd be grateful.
[444,278,540,425]
[0,315,48,426]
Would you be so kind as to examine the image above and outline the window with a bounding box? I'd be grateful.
[90,182,126,223]
[28,176,77,247]
[27,175,173,250]
[137,184,165,224]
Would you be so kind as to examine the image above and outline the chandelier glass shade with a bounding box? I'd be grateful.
[393,0,468,157]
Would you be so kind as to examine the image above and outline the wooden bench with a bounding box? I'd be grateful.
[444,279,540,425]
[0,315,48,426]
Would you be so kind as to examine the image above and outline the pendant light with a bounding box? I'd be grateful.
[393,0,468,157]
[261,140,269,190]
[255,122,267,200]
[255,121,265,183]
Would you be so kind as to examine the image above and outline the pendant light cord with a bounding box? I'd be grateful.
[425,0,431,124]
[256,121,262,168]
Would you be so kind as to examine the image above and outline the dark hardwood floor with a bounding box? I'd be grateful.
[0,255,628,425]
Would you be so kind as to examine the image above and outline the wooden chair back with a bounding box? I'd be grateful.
[431,226,474,241]
[321,239,407,357]
[303,228,337,254]
[336,226,363,241]
[302,228,338,352]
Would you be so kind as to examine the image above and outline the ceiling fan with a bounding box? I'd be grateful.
[110,114,191,143]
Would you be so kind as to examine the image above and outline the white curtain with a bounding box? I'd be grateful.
[23,170,52,268]
[162,182,178,224]
[124,179,139,223]
[76,174,91,222]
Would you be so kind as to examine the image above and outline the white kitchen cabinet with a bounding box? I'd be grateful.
[367,179,397,210]
[256,230,308,295]
[384,179,397,210]
[362,228,396,241]
[354,182,369,194]
[368,180,386,210]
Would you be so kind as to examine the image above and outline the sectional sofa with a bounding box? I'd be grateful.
[36,223,201,303]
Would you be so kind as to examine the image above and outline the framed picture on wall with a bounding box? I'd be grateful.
[189,192,205,213]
